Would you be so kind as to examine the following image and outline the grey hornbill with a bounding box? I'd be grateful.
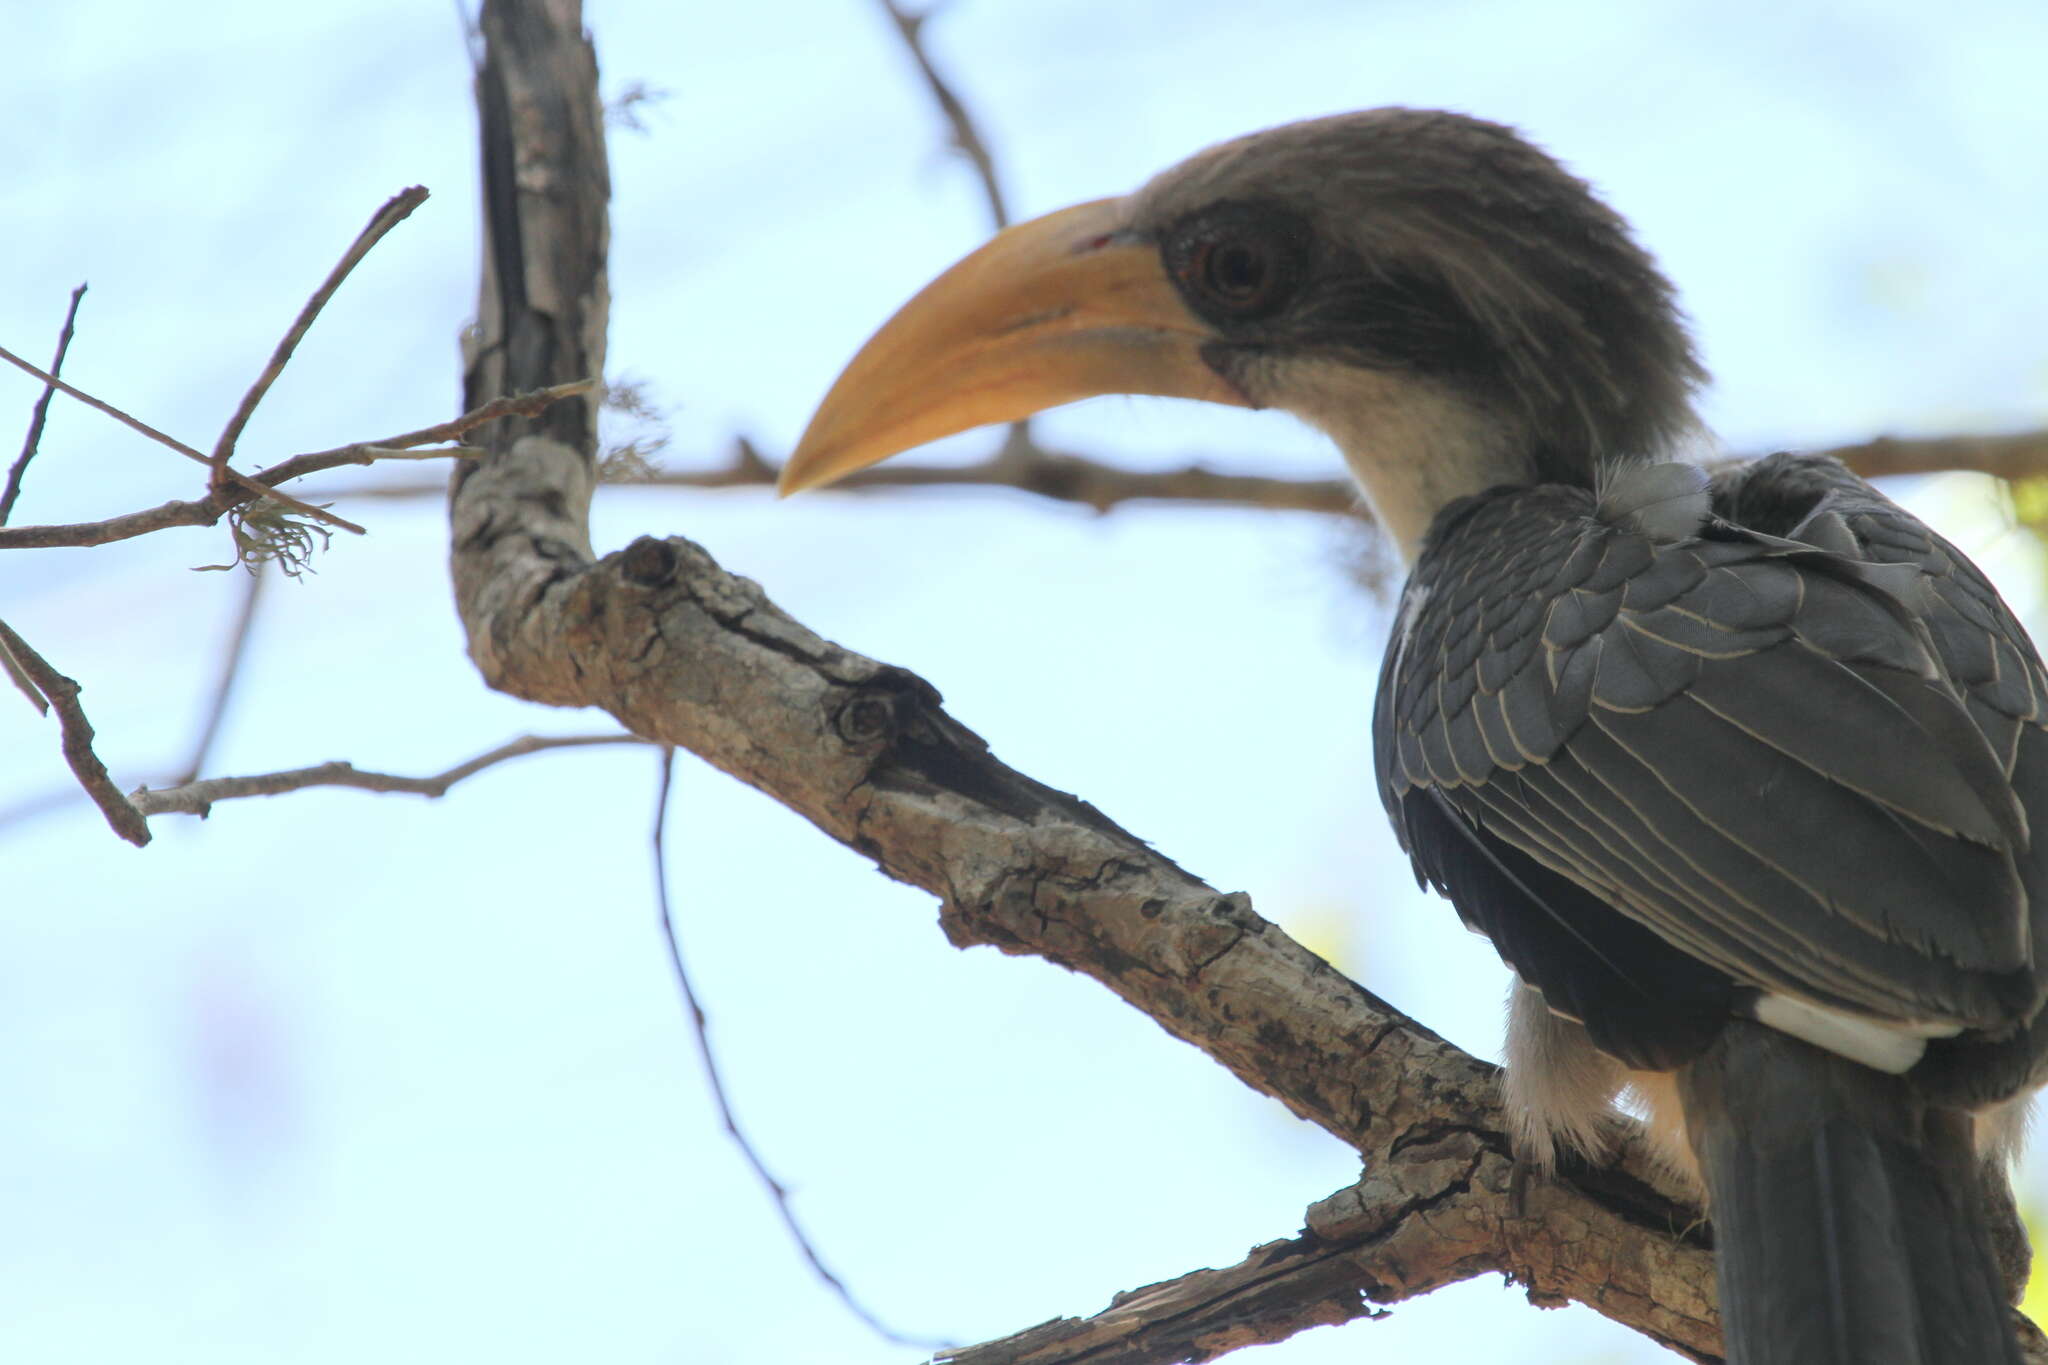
[779,109,2048,1363]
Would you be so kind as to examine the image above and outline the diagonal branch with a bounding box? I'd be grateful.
[1,282,88,525]
[209,187,430,486]
[0,618,149,846]
[874,0,1010,231]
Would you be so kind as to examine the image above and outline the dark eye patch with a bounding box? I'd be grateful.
[1160,200,1311,325]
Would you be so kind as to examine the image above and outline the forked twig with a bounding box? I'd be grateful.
[209,187,431,488]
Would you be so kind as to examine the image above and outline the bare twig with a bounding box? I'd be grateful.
[0,638,45,714]
[210,188,431,488]
[604,80,670,133]
[0,380,593,551]
[127,731,647,818]
[875,0,1010,231]
[170,563,269,786]
[647,749,948,1351]
[0,341,363,536]
[1,283,88,525]
[0,618,148,846]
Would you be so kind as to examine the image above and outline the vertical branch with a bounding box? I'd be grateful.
[1,283,89,525]
[650,752,945,1349]
[450,0,612,670]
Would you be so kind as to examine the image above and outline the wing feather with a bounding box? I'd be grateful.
[1382,468,2046,1059]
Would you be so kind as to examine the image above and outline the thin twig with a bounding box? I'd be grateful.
[210,187,431,489]
[309,379,596,457]
[648,749,949,1351]
[1,283,88,526]
[0,380,594,551]
[875,0,1009,230]
[0,618,148,846]
[128,732,648,818]
[171,563,269,787]
[0,634,46,714]
[0,340,363,535]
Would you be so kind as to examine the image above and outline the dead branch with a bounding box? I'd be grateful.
[209,187,430,487]
[940,1133,1728,1365]
[648,748,950,1349]
[170,563,269,787]
[0,380,591,551]
[127,732,647,818]
[876,0,1010,230]
[0,340,361,536]
[1,283,88,525]
[0,618,148,846]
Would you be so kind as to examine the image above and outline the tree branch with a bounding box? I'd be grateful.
[209,187,430,487]
[169,562,269,787]
[0,380,592,551]
[1,282,88,525]
[940,1135,1728,1365]
[0,340,363,536]
[127,732,648,818]
[0,618,148,846]
[322,425,2048,521]
[875,0,1010,231]
[648,748,949,1349]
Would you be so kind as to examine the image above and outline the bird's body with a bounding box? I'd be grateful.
[781,107,2048,1363]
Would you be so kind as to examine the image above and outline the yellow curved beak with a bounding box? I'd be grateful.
[779,197,1246,495]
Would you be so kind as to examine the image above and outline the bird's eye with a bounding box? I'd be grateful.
[1164,202,1307,323]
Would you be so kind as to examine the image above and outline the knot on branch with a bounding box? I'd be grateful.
[830,665,946,750]
[619,535,679,586]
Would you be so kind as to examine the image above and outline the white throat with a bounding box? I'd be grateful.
[1282,362,1536,563]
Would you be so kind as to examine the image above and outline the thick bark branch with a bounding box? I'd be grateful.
[943,1133,1721,1365]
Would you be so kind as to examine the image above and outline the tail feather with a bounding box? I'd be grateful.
[1679,1022,2020,1365]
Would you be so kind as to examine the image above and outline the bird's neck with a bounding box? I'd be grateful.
[1297,370,1545,563]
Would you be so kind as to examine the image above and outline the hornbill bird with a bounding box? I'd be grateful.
[779,109,2048,1363]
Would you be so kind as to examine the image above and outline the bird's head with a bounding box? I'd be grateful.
[782,108,1705,557]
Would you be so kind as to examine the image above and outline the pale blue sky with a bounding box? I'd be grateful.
[3,3,2046,1363]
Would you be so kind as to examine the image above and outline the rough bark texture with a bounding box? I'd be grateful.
[447,2,2046,1360]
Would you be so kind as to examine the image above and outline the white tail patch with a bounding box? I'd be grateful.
[1596,460,1710,542]
[1750,992,1962,1074]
